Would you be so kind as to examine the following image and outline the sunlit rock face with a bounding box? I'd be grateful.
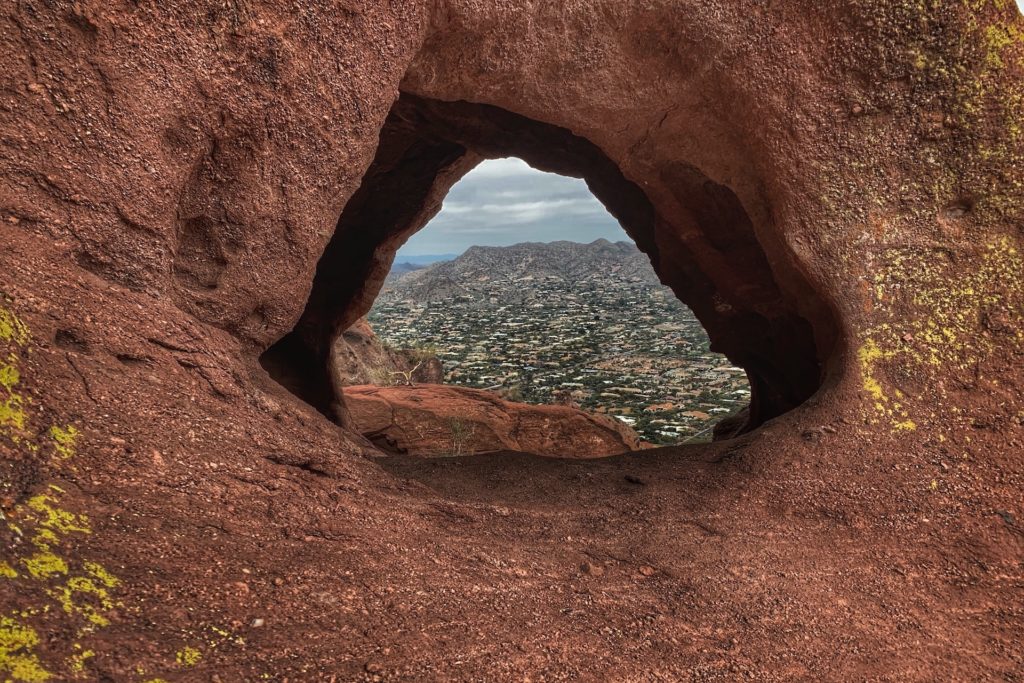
[0,0,1021,679]
[344,384,647,457]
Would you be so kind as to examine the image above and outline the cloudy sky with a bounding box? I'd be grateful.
[397,158,626,257]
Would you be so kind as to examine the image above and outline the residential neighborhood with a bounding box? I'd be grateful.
[369,241,751,443]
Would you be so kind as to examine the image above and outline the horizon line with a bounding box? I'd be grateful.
[396,237,633,258]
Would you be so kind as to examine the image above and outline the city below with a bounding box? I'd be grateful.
[369,239,751,444]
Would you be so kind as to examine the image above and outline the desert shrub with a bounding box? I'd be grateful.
[448,417,476,456]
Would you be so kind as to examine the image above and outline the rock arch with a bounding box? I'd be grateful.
[2,0,1023,677]
[261,93,838,437]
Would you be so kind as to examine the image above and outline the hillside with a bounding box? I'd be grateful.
[381,239,662,303]
[369,239,750,444]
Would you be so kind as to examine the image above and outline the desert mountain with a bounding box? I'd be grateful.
[384,261,427,281]
[382,239,662,303]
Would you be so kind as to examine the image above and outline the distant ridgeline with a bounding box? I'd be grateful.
[381,239,660,303]
[385,252,458,282]
[371,239,750,444]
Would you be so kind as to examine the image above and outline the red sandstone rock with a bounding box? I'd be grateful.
[0,0,1022,680]
[332,318,443,387]
[345,384,644,457]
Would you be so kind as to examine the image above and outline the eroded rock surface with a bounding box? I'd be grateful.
[345,384,646,457]
[332,318,443,387]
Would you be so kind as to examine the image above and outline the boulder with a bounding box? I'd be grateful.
[332,318,443,387]
[345,384,645,457]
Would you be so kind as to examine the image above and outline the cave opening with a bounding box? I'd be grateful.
[259,93,834,453]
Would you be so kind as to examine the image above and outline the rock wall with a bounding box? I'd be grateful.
[1,0,431,348]
[0,0,1022,679]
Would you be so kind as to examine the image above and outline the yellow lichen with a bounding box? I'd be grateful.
[983,22,1024,68]
[0,389,27,439]
[83,562,119,589]
[48,425,79,460]
[0,615,51,682]
[0,307,30,445]
[49,577,117,628]
[857,338,913,429]
[21,551,68,580]
[858,339,890,403]
[0,362,18,391]
[175,646,202,667]
[25,496,90,536]
[33,529,58,546]
[0,308,30,347]
[0,302,137,678]
[862,236,1023,434]
[67,647,94,676]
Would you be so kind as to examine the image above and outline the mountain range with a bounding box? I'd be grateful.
[381,239,663,302]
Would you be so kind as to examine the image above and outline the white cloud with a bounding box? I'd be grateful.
[459,157,538,178]
[398,158,626,257]
[444,198,598,216]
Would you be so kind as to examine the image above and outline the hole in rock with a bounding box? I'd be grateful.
[260,94,837,456]
[362,159,752,448]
